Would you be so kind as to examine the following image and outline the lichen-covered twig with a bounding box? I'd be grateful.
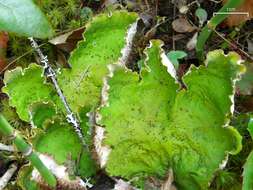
[0,143,15,152]
[28,37,88,151]
[0,163,17,189]
[0,163,17,190]
[196,0,245,60]
[0,115,57,188]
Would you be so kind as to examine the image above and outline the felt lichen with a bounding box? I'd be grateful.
[2,10,138,189]
[57,11,138,113]
[97,40,244,189]
[2,64,59,122]
[3,10,138,121]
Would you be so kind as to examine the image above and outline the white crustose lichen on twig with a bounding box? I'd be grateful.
[28,37,88,151]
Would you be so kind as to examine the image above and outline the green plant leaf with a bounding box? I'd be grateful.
[98,40,244,189]
[195,8,208,26]
[248,117,253,139]
[167,50,187,69]
[243,151,253,190]
[242,117,253,190]
[0,0,54,38]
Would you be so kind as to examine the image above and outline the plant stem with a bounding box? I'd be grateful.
[196,0,245,60]
[0,115,57,188]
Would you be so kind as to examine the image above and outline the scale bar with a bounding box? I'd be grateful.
[213,12,249,17]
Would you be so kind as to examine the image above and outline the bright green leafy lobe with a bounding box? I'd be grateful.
[2,11,138,179]
[99,40,243,189]
[77,151,97,178]
[33,117,96,177]
[58,11,137,112]
[33,118,82,164]
[17,165,39,190]
[29,101,57,129]
[2,64,58,121]
[3,11,137,120]
[0,0,54,38]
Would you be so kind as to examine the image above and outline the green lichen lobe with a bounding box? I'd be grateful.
[58,11,138,113]
[99,40,243,189]
[2,64,57,121]
[2,11,138,122]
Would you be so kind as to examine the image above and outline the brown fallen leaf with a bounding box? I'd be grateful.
[172,18,197,33]
[49,27,85,53]
[161,169,177,190]
[0,32,8,72]
[186,32,198,50]
[49,27,85,67]
[223,0,253,26]
[143,169,177,190]
[55,48,69,68]
[113,179,136,190]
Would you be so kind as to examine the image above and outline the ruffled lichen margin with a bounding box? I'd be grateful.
[0,9,246,190]
[95,40,244,190]
[2,10,139,189]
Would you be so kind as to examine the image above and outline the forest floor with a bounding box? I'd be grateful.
[1,0,253,189]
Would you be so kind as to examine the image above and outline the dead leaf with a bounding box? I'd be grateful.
[144,177,161,190]
[161,169,177,190]
[49,27,85,68]
[102,0,118,7]
[247,39,253,55]
[223,0,253,27]
[186,32,198,50]
[236,61,253,95]
[0,32,8,72]
[55,48,69,68]
[172,0,187,12]
[172,18,197,33]
[143,170,177,190]
[49,27,85,53]
[236,95,253,112]
[113,179,136,190]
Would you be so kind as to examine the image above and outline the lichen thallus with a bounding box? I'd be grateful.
[29,37,89,152]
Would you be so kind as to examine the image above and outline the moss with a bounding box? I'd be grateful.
[7,0,87,66]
